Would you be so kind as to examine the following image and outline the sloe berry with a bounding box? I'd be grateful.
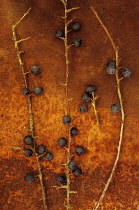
[72,38,82,47]
[37,145,46,154]
[30,65,40,75]
[79,104,88,113]
[62,115,71,125]
[72,168,82,176]
[58,138,67,147]
[71,22,81,32]
[86,85,96,94]
[23,135,34,145]
[22,88,30,95]
[75,146,85,155]
[24,149,33,157]
[111,104,120,113]
[121,68,131,78]
[82,92,91,102]
[68,160,77,171]
[24,173,34,183]
[34,86,43,95]
[55,30,64,38]
[70,127,78,136]
[44,152,53,161]
[106,61,116,74]
[56,174,67,185]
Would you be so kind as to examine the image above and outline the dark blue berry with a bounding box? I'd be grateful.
[86,85,96,94]
[24,173,34,183]
[24,149,33,157]
[70,127,78,136]
[72,168,82,176]
[56,174,67,185]
[79,104,88,113]
[72,38,82,47]
[75,146,85,155]
[82,92,91,102]
[37,145,46,154]
[23,135,34,145]
[111,104,120,113]
[106,61,116,74]
[58,138,67,147]
[44,152,53,161]
[30,65,40,75]
[71,22,81,32]
[121,68,131,78]
[34,86,43,95]
[68,160,77,170]
[62,115,71,125]
[55,30,64,38]
[22,88,30,95]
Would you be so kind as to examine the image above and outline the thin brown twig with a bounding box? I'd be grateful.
[91,6,125,210]
[11,8,48,210]
[91,92,100,125]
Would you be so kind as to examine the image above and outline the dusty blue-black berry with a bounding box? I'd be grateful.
[106,61,116,74]
[37,145,46,154]
[71,22,81,32]
[86,85,96,94]
[68,160,77,170]
[22,88,30,95]
[44,152,53,161]
[30,65,40,74]
[55,30,64,38]
[75,146,85,155]
[72,38,82,47]
[82,92,91,102]
[72,168,82,176]
[24,149,33,157]
[62,115,71,125]
[24,173,34,183]
[56,174,67,185]
[121,68,131,78]
[34,86,43,95]
[23,135,34,145]
[70,127,78,136]
[79,104,88,113]
[58,138,67,147]
[111,104,120,113]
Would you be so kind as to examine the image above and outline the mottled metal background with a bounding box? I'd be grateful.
[1,0,139,209]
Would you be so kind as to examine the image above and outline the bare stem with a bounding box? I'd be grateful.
[11,8,47,210]
[91,92,100,125]
[91,6,125,210]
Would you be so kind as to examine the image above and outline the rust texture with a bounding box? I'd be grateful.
[1,0,139,210]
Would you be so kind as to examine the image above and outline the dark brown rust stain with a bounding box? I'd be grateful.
[1,0,139,209]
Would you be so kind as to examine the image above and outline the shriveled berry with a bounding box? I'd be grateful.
[121,68,131,78]
[23,135,34,145]
[30,65,40,74]
[82,92,91,102]
[72,38,82,47]
[58,138,67,147]
[75,146,85,155]
[22,88,30,95]
[37,145,46,154]
[71,22,81,32]
[62,115,71,125]
[44,152,53,161]
[56,174,67,185]
[24,173,34,183]
[106,61,116,74]
[70,127,78,136]
[79,104,88,113]
[72,168,82,176]
[24,149,33,157]
[111,104,120,113]
[86,85,96,94]
[55,30,64,38]
[68,160,77,170]
[34,86,43,95]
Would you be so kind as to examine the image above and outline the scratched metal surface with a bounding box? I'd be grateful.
[1,0,139,209]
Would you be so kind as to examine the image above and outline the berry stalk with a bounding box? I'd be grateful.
[11,8,48,210]
[91,6,125,210]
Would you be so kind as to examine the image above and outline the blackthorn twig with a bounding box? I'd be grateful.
[91,6,125,210]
